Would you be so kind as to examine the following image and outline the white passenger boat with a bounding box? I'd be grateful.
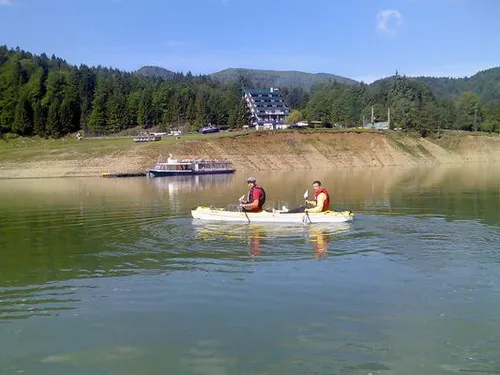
[191,206,354,224]
[148,154,236,177]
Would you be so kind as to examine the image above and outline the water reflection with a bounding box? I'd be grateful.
[247,225,266,257]
[151,174,234,195]
[192,221,353,259]
[1,165,500,375]
[308,223,353,259]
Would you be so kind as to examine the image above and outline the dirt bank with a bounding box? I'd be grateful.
[1,131,499,178]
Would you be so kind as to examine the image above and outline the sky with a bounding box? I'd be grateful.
[0,0,499,83]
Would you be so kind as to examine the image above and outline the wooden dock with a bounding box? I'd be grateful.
[101,172,146,178]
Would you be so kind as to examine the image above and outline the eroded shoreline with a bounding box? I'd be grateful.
[1,131,499,179]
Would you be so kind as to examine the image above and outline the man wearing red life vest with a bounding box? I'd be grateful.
[305,180,330,213]
[239,177,266,212]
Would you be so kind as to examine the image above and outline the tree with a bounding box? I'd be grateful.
[456,91,481,131]
[137,89,153,127]
[285,109,303,124]
[0,58,22,132]
[13,92,33,135]
[33,100,46,136]
[481,100,500,132]
[88,77,109,135]
[46,98,62,137]
[230,98,251,127]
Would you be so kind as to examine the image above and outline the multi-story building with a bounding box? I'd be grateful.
[243,87,290,125]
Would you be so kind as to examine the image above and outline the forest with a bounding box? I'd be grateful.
[1,45,499,138]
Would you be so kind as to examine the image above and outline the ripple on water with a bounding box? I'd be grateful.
[0,283,89,320]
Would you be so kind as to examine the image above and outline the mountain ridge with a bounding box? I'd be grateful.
[136,66,358,89]
[136,64,500,102]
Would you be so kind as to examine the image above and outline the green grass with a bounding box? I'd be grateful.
[0,136,134,162]
[0,128,426,164]
[0,131,256,163]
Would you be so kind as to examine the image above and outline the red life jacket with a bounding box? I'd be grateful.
[314,187,330,212]
[247,186,266,211]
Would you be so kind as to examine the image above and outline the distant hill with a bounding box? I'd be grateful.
[210,68,357,89]
[136,66,175,78]
[413,67,500,102]
[136,66,357,89]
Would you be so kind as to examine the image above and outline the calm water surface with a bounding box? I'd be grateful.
[0,165,499,375]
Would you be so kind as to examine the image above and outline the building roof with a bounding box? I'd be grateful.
[245,89,281,95]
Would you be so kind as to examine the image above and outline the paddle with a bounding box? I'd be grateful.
[238,195,250,222]
[303,190,312,224]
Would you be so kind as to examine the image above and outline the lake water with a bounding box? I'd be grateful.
[0,165,499,375]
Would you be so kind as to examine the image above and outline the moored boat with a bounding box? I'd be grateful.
[191,206,354,224]
[133,132,162,142]
[148,154,236,177]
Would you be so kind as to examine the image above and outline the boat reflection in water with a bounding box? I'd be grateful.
[150,174,234,196]
[192,221,353,259]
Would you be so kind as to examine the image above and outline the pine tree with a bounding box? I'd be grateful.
[33,100,46,136]
[46,98,61,137]
[13,92,34,135]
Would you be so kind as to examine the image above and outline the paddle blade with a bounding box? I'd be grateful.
[303,190,309,199]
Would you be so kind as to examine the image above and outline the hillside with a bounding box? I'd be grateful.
[210,68,357,89]
[135,65,357,89]
[413,67,500,102]
[1,131,499,179]
[136,65,176,78]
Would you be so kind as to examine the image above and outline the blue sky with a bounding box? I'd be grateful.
[0,0,499,82]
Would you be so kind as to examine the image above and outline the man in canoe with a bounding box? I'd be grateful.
[239,177,266,212]
[305,180,330,213]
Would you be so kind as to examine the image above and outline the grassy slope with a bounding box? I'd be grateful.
[0,130,499,178]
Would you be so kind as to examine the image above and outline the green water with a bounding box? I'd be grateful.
[0,165,499,375]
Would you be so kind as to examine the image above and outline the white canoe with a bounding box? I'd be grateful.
[191,206,354,224]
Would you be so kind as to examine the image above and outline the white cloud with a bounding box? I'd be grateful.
[376,9,403,36]
[0,0,13,5]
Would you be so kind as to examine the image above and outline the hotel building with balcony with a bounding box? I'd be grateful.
[243,87,290,125]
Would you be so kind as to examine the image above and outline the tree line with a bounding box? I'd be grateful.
[290,74,500,133]
[0,46,250,138]
[1,46,499,138]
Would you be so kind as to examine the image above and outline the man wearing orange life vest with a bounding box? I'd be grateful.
[305,180,330,213]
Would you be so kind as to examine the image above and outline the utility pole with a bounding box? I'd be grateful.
[473,108,477,131]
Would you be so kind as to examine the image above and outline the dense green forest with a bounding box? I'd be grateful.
[209,68,357,89]
[0,46,250,138]
[1,46,499,138]
[300,71,500,133]
[414,67,500,102]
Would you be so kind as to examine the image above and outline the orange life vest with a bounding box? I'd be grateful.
[314,187,330,212]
